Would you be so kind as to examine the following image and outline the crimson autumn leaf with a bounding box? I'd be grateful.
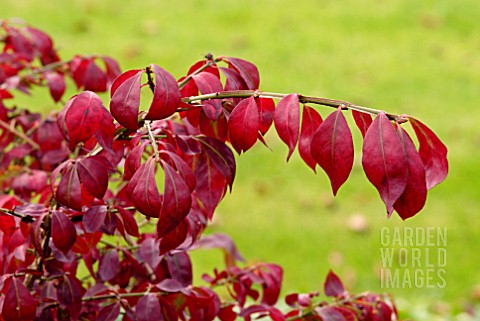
[159,149,197,192]
[83,205,107,233]
[110,69,143,130]
[393,126,427,219]
[362,113,408,215]
[159,218,189,255]
[259,264,283,306]
[97,302,121,321]
[409,117,448,190]
[157,161,192,237]
[51,210,77,254]
[316,306,355,321]
[228,96,259,153]
[57,91,114,150]
[192,72,223,119]
[299,105,323,172]
[57,275,84,320]
[115,206,140,237]
[55,163,83,211]
[199,111,228,142]
[220,66,248,91]
[45,71,66,102]
[351,110,373,138]
[324,270,346,298]
[136,293,162,321]
[311,108,354,195]
[2,277,37,321]
[128,157,162,218]
[145,64,181,121]
[102,56,122,88]
[72,57,107,92]
[222,56,260,90]
[274,93,300,161]
[124,141,148,180]
[257,97,275,135]
[98,248,120,281]
[76,156,109,199]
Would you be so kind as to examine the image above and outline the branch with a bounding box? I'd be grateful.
[0,207,35,222]
[182,90,407,122]
[177,54,222,90]
[0,119,40,150]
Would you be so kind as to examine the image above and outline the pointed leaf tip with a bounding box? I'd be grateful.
[409,117,448,190]
[324,270,346,298]
[299,105,323,172]
[228,96,259,153]
[311,108,353,195]
[362,113,408,214]
[274,94,300,161]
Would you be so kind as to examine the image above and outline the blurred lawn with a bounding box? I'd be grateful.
[3,0,480,315]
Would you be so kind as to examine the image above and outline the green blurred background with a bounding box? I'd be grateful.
[3,0,480,317]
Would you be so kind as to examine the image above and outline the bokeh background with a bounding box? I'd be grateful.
[3,0,480,318]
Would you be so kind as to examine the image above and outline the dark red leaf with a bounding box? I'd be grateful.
[139,237,162,269]
[115,206,139,237]
[55,165,82,211]
[393,126,427,219]
[228,96,259,153]
[110,69,143,130]
[83,205,107,233]
[2,277,37,321]
[315,306,347,321]
[274,94,300,161]
[82,59,107,92]
[187,60,220,77]
[223,57,260,90]
[196,137,236,189]
[352,110,373,138]
[129,158,162,218]
[136,293,161,321]
[159,150,196,192]
[220,67,248,91]
[157,161,192,237]
[26,26,57,64]
[408,117,448,190]
[45,71,65,102]
[51,210,77,254]
[257,97,275,135]
[145,64,181,120]
[199,111,228,142]
[98,249,120,281]
[97,301,121,321]
[102,56,122,88]
[311,108,353,195]
[362,113,408,214]
[159,218,189,255]
[193,154,227,218]
[77,156,109,199]
[57,91,109,149]
[324,270,346,297]
[299,106,323,172]
[260,264,283,305]
[192,72,223,119]
[166,251,192,287]
[124,142,148,180]
[197,233,245,267]
[57,275,84,320]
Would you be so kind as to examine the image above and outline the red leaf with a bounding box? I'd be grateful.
[274,94,300,161]
[192,72,223,119]
[57,91,109,149]
[57,275,84,320]
[362,113,408,214]
[228,96,259,153]
[83,205,107,233]
[197,233,245,266]
[223,57,260,90]
[2,278,37,321]
[136,293,161,321]
[352,110,373,138]
[196,137,236,190]
[102,56,122,88]
[115,206,139,237]
[324,270,346,297]
[145,64,181,120]
[157,161,192,237]
[98,249,120,281]
[159,218,189,255]
[316,306,348,321]
[299,106,323,172]
[51,210,77,254]
[166,251,192,287]
[129,158,162,218]
[55,165,82,211]
[220,67,248,91]
[124,142,148,180]
[311,108,354,195]
[257,97,275,135]
[83,59,107,92]
[393,126,427,219]
[260,264,283,305]
[159,150,197,192]
[77,156,109,199]
[408,117,448,190]
[45,71,65,102]
[110,69,143,130]
[199,111,228,142]
[97,302,121,321]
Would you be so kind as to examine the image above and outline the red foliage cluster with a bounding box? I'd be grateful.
[0,20,448,320]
